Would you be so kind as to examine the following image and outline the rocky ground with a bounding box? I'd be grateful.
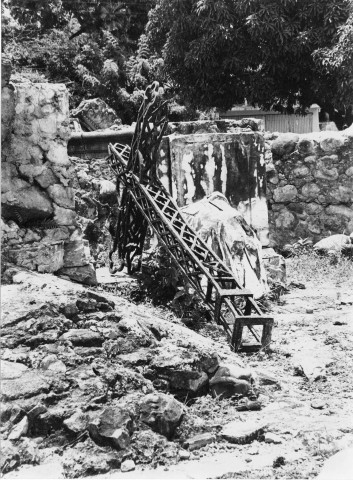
[1,252,353,479]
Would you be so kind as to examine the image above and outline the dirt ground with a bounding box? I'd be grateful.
[94,254,353,479]
[3,253,353,480]
[126,254,353,480]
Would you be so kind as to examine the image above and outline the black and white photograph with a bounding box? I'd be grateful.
[1,1,353,479]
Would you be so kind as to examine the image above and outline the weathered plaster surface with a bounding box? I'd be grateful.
[159,132,269,246]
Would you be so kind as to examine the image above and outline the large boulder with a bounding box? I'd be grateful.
[181,192,269,298]
[59,329,103,346]
[88,406,133,450]
[147,343,216,397]
[57,264,97,286]
[139,393,184,439]
[209,363,254,399]
[1,360,51,401]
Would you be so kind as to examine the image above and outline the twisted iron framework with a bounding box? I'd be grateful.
[107,82,273,352]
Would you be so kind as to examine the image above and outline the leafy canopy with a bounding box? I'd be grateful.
[146,0,352,113]
[2,0,163,123]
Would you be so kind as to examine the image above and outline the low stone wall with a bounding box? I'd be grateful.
[267,131,353,247]
[1,63,96,284]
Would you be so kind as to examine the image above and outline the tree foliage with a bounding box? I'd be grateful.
[3,0,352,124]
[2,0,162,123]
[146,0,352,115]
[315,7,353,111]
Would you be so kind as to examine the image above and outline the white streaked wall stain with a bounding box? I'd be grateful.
[220,144,227,195]
[181,150,195,202]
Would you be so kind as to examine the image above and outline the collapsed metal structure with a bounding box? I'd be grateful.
[107,82,273,352]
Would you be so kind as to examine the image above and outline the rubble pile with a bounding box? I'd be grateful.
[1,268,258,477]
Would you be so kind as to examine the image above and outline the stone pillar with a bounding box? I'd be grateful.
[1,61,96,284]
[160,132,269,246]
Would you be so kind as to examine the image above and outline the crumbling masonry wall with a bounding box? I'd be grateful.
[1,66,96,284]
[267,131,353,247]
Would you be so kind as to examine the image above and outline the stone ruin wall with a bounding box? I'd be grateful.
[68,118,271,269]
[1,62,96,285]
[267,131,353,247]
[158,119,269,246]
[9,69,351,283]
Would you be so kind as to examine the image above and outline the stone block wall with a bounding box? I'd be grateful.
[267,131,353,247]
[1,64,96,284]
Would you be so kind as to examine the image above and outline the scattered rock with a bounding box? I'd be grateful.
[8,415,29,440]
[221,420,266,444]
[294,358,327,382]
[209,364,253,399]
[0,440,20,474]
[30,410,64,437]
[59,329,103,347]
[236,399,262,411]
[109,428,131,450]
[63,409,90,433]
[139,393,184,439]
[311,400,326,410]
[121,459,135,473]
[247,444,259,455]
[183,432,216,451]
[179,449,191,460]
[264,432,283,444]
[1,361,51,401]
[273,456,286,468]
[27,405,47,424]
[62,437,123,477]
[57,264,97,286]
[255,369,281,387]
[146,340,220,397]
[40,355,66,373]
[130,429,177,465]
[88,406,133,449]
[1,360,29,379]
[314,234,351,254]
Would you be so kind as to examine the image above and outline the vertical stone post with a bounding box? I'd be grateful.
[1,60,96,284]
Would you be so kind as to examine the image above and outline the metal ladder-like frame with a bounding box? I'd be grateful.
[108,142,273,352]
